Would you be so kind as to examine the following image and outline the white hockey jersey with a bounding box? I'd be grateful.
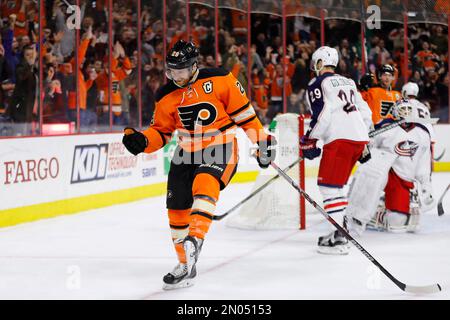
[306,72,371,145]
[372,119,432,184]
[409,98,436,143]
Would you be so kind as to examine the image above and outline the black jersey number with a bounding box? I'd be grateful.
[417,108,426,118]
[236,81,245,95]
[338,89,357,113]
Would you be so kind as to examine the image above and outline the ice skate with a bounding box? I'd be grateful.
[317,230,350,255]
[367,208,414,233]
[162,263,197,290]
[162,236,203,290]
[183,235,203,274]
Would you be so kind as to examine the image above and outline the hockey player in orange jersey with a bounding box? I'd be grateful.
[361,64,402,125]
[122,40,276,289]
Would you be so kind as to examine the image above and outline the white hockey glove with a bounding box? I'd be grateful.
[420,181,435,212]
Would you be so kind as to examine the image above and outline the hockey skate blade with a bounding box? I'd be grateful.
[317,245,350,255]
[404,283,442,294]
[162,278,195,290]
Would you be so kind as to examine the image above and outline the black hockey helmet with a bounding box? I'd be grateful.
[166,40,199,70]
[378,64,395,78]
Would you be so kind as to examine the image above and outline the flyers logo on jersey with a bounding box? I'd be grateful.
[380,100,395,116]
[178,102,218,130]
[395,140,419,157]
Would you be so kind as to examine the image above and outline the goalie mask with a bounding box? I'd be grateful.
[391,99,414,120]
[310,46,339,76]
[165,40,200,87]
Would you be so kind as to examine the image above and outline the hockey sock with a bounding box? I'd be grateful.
[189,173,220,239]
[319,185,348,231]
[168,209,191,263]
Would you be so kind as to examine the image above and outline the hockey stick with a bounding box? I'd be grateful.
[367,116,438,139]
[437,184,450,216]
[434,148,446,162]
[213,157,303,221]
[270,160,442,294]
[368,119,406,138]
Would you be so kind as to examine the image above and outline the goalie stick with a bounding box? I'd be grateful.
[270,160,442,294]
[437,184,450,216]
[434,148,446,162]
[368,119,406,138]
[213,157,302,221]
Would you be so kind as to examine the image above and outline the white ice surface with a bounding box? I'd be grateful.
[0,173,449,300]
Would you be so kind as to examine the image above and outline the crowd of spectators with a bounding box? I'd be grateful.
[0,0,448,137]
[245,15,449,124]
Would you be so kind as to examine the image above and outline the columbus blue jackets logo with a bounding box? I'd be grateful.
[178,102,218,130]
[395,140,419,157]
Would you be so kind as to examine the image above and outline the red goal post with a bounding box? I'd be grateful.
[227,113,311,230]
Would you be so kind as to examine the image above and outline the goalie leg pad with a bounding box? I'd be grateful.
[346,149,397,227]
[385,210,408,228]
[383,210,416,233]
[367,186,420,233]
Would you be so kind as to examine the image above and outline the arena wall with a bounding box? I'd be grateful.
[1,125,448,228]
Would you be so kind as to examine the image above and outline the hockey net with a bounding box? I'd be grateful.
[226,113,321,230]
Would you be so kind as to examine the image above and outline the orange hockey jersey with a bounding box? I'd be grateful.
[67,38,94,110]
[142,68,267,153]
[95,57,132,115]
[362,86,401,124]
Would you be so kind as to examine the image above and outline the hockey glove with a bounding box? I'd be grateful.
[358,73,374,92]
[300,136,321,160]
[358,144,371,164]
[256,135,277,169]
[420,181,435,211]
[122,127,148,155]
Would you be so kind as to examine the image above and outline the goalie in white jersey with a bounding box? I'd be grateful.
[345,98,434,234]
[301,46,372,255]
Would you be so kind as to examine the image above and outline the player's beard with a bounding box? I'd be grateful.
[172,67,199,88]
[174,77,190,87]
